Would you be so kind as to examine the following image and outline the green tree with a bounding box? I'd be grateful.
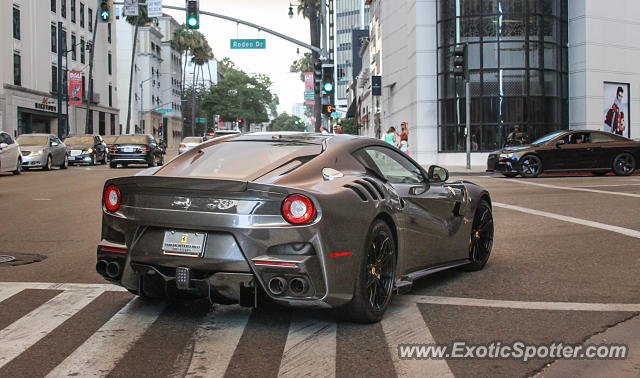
[269,113,306,132]
[124,1,151,134]
[295,0,321,131]
[339,118,357,134]
[289,52,312,82]
[170,24,194,96]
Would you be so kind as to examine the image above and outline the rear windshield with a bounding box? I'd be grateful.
[183,137,202,143]
[160,141,322,180]
[103,136,118,144]
[64,136,94,145]
[115,135,149,145]
[17,135,48,146]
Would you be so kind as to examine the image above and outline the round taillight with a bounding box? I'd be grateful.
[282,194,316,224]
[104,185,121,212]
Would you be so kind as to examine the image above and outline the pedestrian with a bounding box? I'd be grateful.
[334,124,344,134]
[399,133,409,154]
[397,122,409,148]
[320,125,329,134]
[384,127,397,146]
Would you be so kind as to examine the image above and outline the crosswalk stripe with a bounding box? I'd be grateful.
[0,286,25,303]
[184,305,251,377]
[45,298,166,378]
[278,313,337,378]
[0,282,127,291]
[0,288,105,369]
[381,300,454,378]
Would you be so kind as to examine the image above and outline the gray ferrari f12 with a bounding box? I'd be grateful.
[97,133,494,322]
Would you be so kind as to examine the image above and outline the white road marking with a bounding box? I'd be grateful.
[403,295,640,312]
[185,305,251,378]
[0,286,26,303]
[278,313,337,378]
[382,300,454,378]
[32,198,52,201]
[493,202,640,239]
[0,288,104,369]
[496,178,640,198]
[572,183,640,188]
[0,282,127,292]
[46,297,166,378]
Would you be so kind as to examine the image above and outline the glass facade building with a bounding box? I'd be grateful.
[335,0,369,103]
[437,0,568,152]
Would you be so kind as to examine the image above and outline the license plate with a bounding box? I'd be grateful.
[124,146,133,153]
[162,231,207,257]
[69,156,76,160]
[70,150,81,156]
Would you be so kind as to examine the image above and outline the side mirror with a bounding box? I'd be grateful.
[51,141,59,147]
[428,165,449,183]
[409,185,427,195]
[555,140,566,148]
[0,142,8,149]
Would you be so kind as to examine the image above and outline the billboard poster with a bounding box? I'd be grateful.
[147,0,163,18]
[603,82,630,138]
[123,0,139,16]
[304,72,314,105]
[69,71,82,106]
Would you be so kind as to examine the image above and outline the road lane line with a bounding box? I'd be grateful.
[401,295,640,312]
[381,301,454,378]
[184,305,250,378]
[46,297,166,378]
[0,288,104,369]
[496,178,640,198]
[572,183,640,188]
[493,202,640,239]
[278,313,337,378]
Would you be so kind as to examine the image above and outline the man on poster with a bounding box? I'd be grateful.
[604,86,626,136]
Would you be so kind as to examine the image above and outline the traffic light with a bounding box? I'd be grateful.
[453,44,467,79]
[99,0,111,22]
[186,0,199,29]
[313,60,322,94]
[323,104,333,115]
[322,63,334,94]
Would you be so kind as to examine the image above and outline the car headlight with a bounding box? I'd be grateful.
[32,150,43,156]
[499,153,514,159]
[83,148,93,154]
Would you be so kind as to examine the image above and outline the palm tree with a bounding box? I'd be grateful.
[189,38,214,135]
[296,0,321,131]
[124,1,150,134]
[170,24,193,97]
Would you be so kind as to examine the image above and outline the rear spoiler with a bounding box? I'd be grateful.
[105,176,248,192]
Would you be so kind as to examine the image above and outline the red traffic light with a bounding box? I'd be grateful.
[237,119,242,123]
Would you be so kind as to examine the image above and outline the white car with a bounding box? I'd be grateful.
[178,136,204,154]
[0,131,22,175]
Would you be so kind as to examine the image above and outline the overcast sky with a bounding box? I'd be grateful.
[160,0,310,115]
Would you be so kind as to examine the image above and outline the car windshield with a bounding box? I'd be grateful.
[115,135,149,145]
[183,137,202,143]
[158,141,322,180]
[103,136,118,144]
[16,135,49,146]
[531,131,566,145]
[64,136,94,145]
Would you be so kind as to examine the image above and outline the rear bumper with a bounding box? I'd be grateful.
[109,153,150,164]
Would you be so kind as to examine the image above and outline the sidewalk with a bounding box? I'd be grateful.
[423,165,490,176]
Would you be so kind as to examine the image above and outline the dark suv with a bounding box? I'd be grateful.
[64,134,108,165]
[108,134,165,168]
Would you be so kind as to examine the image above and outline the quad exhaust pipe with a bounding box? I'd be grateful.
[106,261,122,279]
[268,276,287,295]
[289,277,308,295]
[96,260,108,276]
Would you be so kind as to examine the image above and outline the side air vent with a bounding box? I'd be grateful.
[362,177,385,199]
[344,184,367,201]
[355,180,378,200]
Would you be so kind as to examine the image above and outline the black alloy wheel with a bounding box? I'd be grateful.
[44,155,52,171]
[109,162,117,168]
[13,159,22,175]
[519,155,542,178]
[461,200,494,272]
[613,153,636,176]
[345,219,396,323]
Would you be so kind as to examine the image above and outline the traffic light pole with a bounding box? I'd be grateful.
[466,81,471,170]
[85,9,99,134]
[57,21,64,138]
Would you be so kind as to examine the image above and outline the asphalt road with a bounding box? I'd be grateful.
[0,164,639,378]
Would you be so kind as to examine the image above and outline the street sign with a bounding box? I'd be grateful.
[157,108,172,113]
[196,117,207,123]
[331,112,340,118]
[146,0,163,18]
[304,91,314,100]
[230,39,266,49]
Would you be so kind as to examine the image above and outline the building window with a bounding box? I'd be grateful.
[63,68,68,96]
[99,112,105,135]
[108,85,112,107]
[52,65,58,92]
[108,53,112,75]
[71,34,76,60]
[61,0,66,18]
[80,2,84,27]
[61,29,67,56]
[13,53,21,86]
[110,114,116,134]
[13,6,20,40]
[87,110,93,133]
[107,23,111,43]
[82,75,86,99]
[51,0,56,13]
[70,0,75,23]
[88,8,92,32]
[51,24,57,53]
[80,38,85,63]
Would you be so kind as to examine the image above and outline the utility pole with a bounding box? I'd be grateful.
[85,10,99,133]
[57,21,64,138]
[466,81,471,169]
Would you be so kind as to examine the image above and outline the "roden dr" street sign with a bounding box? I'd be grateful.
[230,39,266,49]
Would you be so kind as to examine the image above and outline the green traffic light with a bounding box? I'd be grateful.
[323,82,334,93]
[100,11,109,20]
[187,17,198,27]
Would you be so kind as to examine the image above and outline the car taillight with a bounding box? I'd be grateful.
[282,194,316,224]
[179,144,186,148]
[139,146,150,151]
[104,185,121,212]
[109,146,118,151]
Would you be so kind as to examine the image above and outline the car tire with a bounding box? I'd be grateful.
[460,199,494,272]
[501,172,518,178]
[158,156,164,166]
[12,159,22,175]
[612,153,636,176]
[60,154,68,169]
[109,162,117,169]
[148,157,156,168]
[518,155,542,178]
[343,219,396,323]
[90,154,96,166]
[44,155,52,171]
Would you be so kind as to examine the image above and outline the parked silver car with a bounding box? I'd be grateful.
[0,131,22,175]
[17,134,68,170]
[178,136,203,154]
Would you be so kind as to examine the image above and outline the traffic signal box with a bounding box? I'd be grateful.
[186,0,200,29]
[99,0,112,22]
[313,61,322,95]
[321,63,334,95]
[454,44,467,79]
[323,104,333,115]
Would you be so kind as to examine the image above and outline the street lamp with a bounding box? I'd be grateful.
[288,3,294,18]
[139,72,176,133]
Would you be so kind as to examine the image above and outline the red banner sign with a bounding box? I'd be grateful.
[69,71,82,106]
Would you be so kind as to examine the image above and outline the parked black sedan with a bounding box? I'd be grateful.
[97,132,493,323]
[63,135,108,165]
[487,130,639,178]
[108,134,164,168]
